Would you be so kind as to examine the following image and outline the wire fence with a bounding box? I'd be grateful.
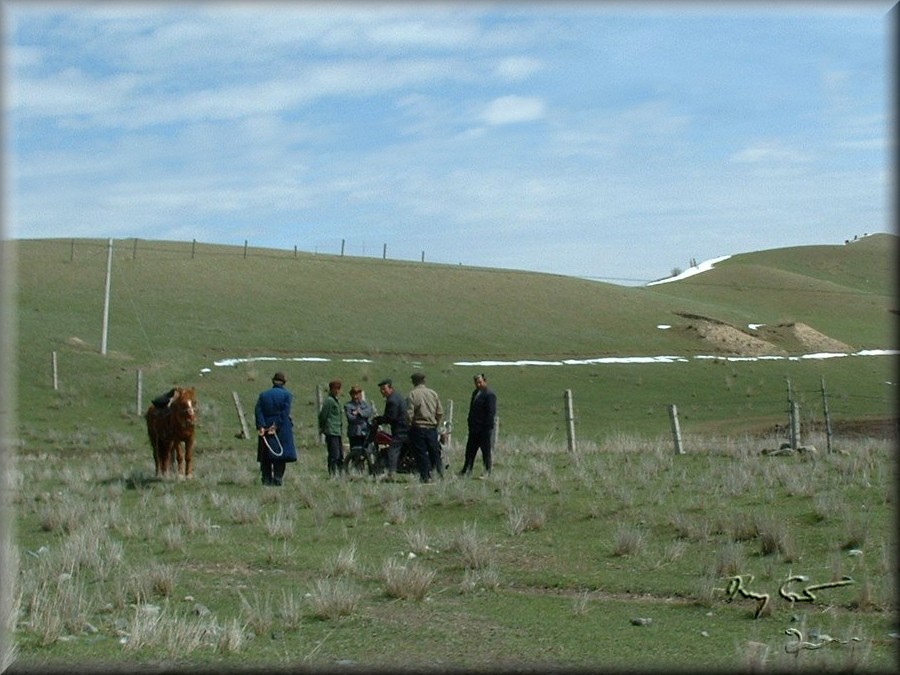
[54,237,459,268]
[45,237,894,292]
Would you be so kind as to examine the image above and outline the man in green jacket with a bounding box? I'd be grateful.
[318,379,344,476]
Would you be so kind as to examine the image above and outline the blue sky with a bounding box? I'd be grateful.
[4,2,894,284]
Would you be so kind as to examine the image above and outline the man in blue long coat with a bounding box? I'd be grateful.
[255,371,297,486]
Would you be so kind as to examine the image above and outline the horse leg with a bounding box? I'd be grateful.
[168,440,178,477]
[175,440,185,478]
[147,415,161,476]
[157,439,166,475]
[183,437,195,478]
[153,441,162,476]
[151,435,162,476]
[161,438,174,476]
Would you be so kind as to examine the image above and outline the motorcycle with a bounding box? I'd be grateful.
[344,419,451,477]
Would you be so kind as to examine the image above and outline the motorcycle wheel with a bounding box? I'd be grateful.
[344,447,370,475]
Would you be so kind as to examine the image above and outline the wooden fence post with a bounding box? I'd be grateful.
[444,399,454,450]
[564,389,576,452]
[668,404,684,454]
[232,391,250,439]
[315,385,324,442]
[789,401,801,449]
[492,415,500,449]
[136,369,143,416]
[821,377,833,454]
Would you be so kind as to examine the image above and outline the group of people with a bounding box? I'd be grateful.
[251,370,497,486]
[319,372,446,483]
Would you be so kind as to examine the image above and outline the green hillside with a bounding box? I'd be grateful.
[6,236,897,672]
[9,236,897,444]
[7,239,742,360]
[644,234,896,349]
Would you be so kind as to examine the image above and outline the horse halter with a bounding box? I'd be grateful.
[174,397,197,429]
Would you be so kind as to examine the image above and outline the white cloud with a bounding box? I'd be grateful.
[728,140,812,164]
[481,95,546,126]
[368,19,479,49]
[494,56,542,81]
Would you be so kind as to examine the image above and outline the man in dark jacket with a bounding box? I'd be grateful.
[255,371,297,486]
[375,378,408,479]
[459,373,497,477]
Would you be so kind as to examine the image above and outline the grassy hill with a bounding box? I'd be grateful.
[645,234,896,350]
[9,235,897,444]
[5,235,897,671]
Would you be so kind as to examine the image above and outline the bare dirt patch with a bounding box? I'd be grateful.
[66,336,92,349]
[673,314,855,356]
[813,416,898,439]
[674,314,785,356]
[695,322,785,356]
[789,322,854,353]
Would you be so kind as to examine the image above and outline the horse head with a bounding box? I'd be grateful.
[174,387,198,427]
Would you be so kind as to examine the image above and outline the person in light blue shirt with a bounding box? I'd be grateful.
[344,384,375,451]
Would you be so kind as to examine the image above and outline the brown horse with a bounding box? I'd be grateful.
[145,386,198,478]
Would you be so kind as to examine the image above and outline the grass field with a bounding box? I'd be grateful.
[2,236,897,671]
[5,431,897,671]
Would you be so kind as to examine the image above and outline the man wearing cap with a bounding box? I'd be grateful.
[318,379,345,476]
[344,385,375,454]
[375,378,408,480]
[407,372,445,483]
[254,371,297,486]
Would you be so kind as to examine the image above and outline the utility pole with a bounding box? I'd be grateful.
[101,238,113,355]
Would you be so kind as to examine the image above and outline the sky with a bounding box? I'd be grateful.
[3,1,894,285]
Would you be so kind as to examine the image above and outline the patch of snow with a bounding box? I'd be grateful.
[646,255,732,286]
[455,359,565,366]
[210,349,898,370]
[214,356,330,367]
[563,355,688,365]
[748,323,765,330]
